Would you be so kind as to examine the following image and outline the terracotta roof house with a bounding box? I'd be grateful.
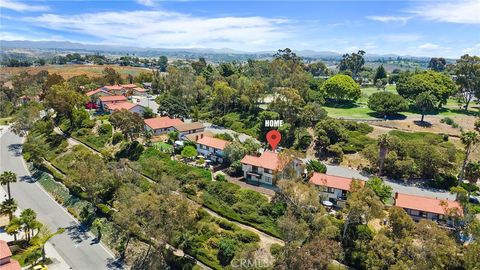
[240,151,303,186]
[98,95,128,111]
[394,192,463,225]
[196,136,230,163]
[121,84,138,89]
[0,241,20,270]
[309,173,364,207]
[174,122,205,138]
[86,89,112,97]
[105,102,146,115]
[102,85,125,95]
[144,117,184,135]
[132,87,147,96]
[184,131,214,142]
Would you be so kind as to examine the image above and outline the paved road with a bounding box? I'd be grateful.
[0,129,119,270]
[325,164,456,200]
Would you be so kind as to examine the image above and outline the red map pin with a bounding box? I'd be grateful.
[266,130,281,150]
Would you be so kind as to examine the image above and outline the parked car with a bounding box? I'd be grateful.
[469,196,479,204]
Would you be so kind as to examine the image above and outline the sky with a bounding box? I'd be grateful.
[0,0,479,58]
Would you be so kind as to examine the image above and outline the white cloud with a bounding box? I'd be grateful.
[366,15,411,24]
[0,0,48,12]
[418,43,441,50]
[462,43,480,54]
[23,10,292,50]
[411,0,480,24]
[137,0,155,7]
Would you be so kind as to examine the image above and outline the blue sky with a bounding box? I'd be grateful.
[1,0,479,57]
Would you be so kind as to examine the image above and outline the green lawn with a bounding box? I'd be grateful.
[0,117,12,125]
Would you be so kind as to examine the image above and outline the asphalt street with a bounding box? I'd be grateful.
[0,128,119,270]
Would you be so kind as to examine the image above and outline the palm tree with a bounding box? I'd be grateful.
[28,225,65,264]
[377,134,390,176]
[92,218,105,241]
[459,131,479,185]
[0,171,17,200]
[0,198,17,221]
[20,208,39,241]
[6,217,22,241]
[464,162,480,198]
[415,92,437,123]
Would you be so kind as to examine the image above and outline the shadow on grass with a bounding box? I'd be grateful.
[413,120,432,127]
[407,105,478,117]
[366,112,408,120]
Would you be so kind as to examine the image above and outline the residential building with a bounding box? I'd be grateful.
[0,240,20,270]
[144,116,184,135]
[196,136,230,163]
[132,87,148,96]
[174,122,205,138]
[98,95,128,110]
[394,192,463,226]
[85,89,112,98]
[309,173,363,208]
[184,131,214,142]
[104,102,146,115]
[240,151,303,186]
[102,85,125,95]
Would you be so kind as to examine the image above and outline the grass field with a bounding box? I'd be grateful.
[325,85,479,120]
[0,64,148,80]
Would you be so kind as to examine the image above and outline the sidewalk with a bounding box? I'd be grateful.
[0,188,70,270]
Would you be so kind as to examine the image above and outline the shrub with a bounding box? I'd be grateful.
[112,132,124,145]
[215,174,227,182]
[97,203,113,216]
[116,141,144,161]
[306,160,327,173]
[98,123,112,135]
[441,117,454,125]
[270,243,283,256]
[428,173,458,190]
[234,230,259,243]
[217,238,236,266]
[327,144,344,163]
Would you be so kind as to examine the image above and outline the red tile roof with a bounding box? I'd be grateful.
[144,117,183,130]
[0,260,21,270]
[394,193,463,216]
[98,95,127,102]
[174,122,204,132]
[0,241,11,260]
[86,89,112,97]
[309,173,360,191]
[103,85,123,90]
[133,87,147,92]
[121,84,137,88]
[240,151,284,171]
[105,102,141,111]
[196,136,230,150]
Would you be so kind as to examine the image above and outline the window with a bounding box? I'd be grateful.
[327,187,335,194]
[410,210,419,216]
[264,176,272,184]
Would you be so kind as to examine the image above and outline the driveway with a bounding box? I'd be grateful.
[0,129,120,270]
[325,164,456,200]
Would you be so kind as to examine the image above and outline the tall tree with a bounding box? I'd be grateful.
[322,74,361,101]
[428,57,447,72]
[365,177,392,203]
[415,91,437,122]
[213,81,236,115]
[158,56,168,72]
[464,162,480,197]
[44,83,86,125]
[0,198,17,222]
[155,94,189,118]
[458,131,479,185]
[0,171,17,200]
[377,134,391,176]
[373,65,387,83]
[338,50,366,80]
[109,109,144,141]
[102,67,122,85]
[454,54,480,110]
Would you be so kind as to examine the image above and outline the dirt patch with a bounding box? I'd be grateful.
[341,152,370,171]
[366,115,477,137]
[0,64,148,80]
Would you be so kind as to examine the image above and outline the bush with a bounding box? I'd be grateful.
[97,203,113,216]
[215,174,227,182]
[217,238,236,266]
[270,243,283,257]
[306,160,327,173]
[112,132,124,145]
[441,117,455,125]
[98,123,112,135]
[116,141,144,161]
[327,144,344,163]
[234,230,259,243]
[427,173,458,190]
